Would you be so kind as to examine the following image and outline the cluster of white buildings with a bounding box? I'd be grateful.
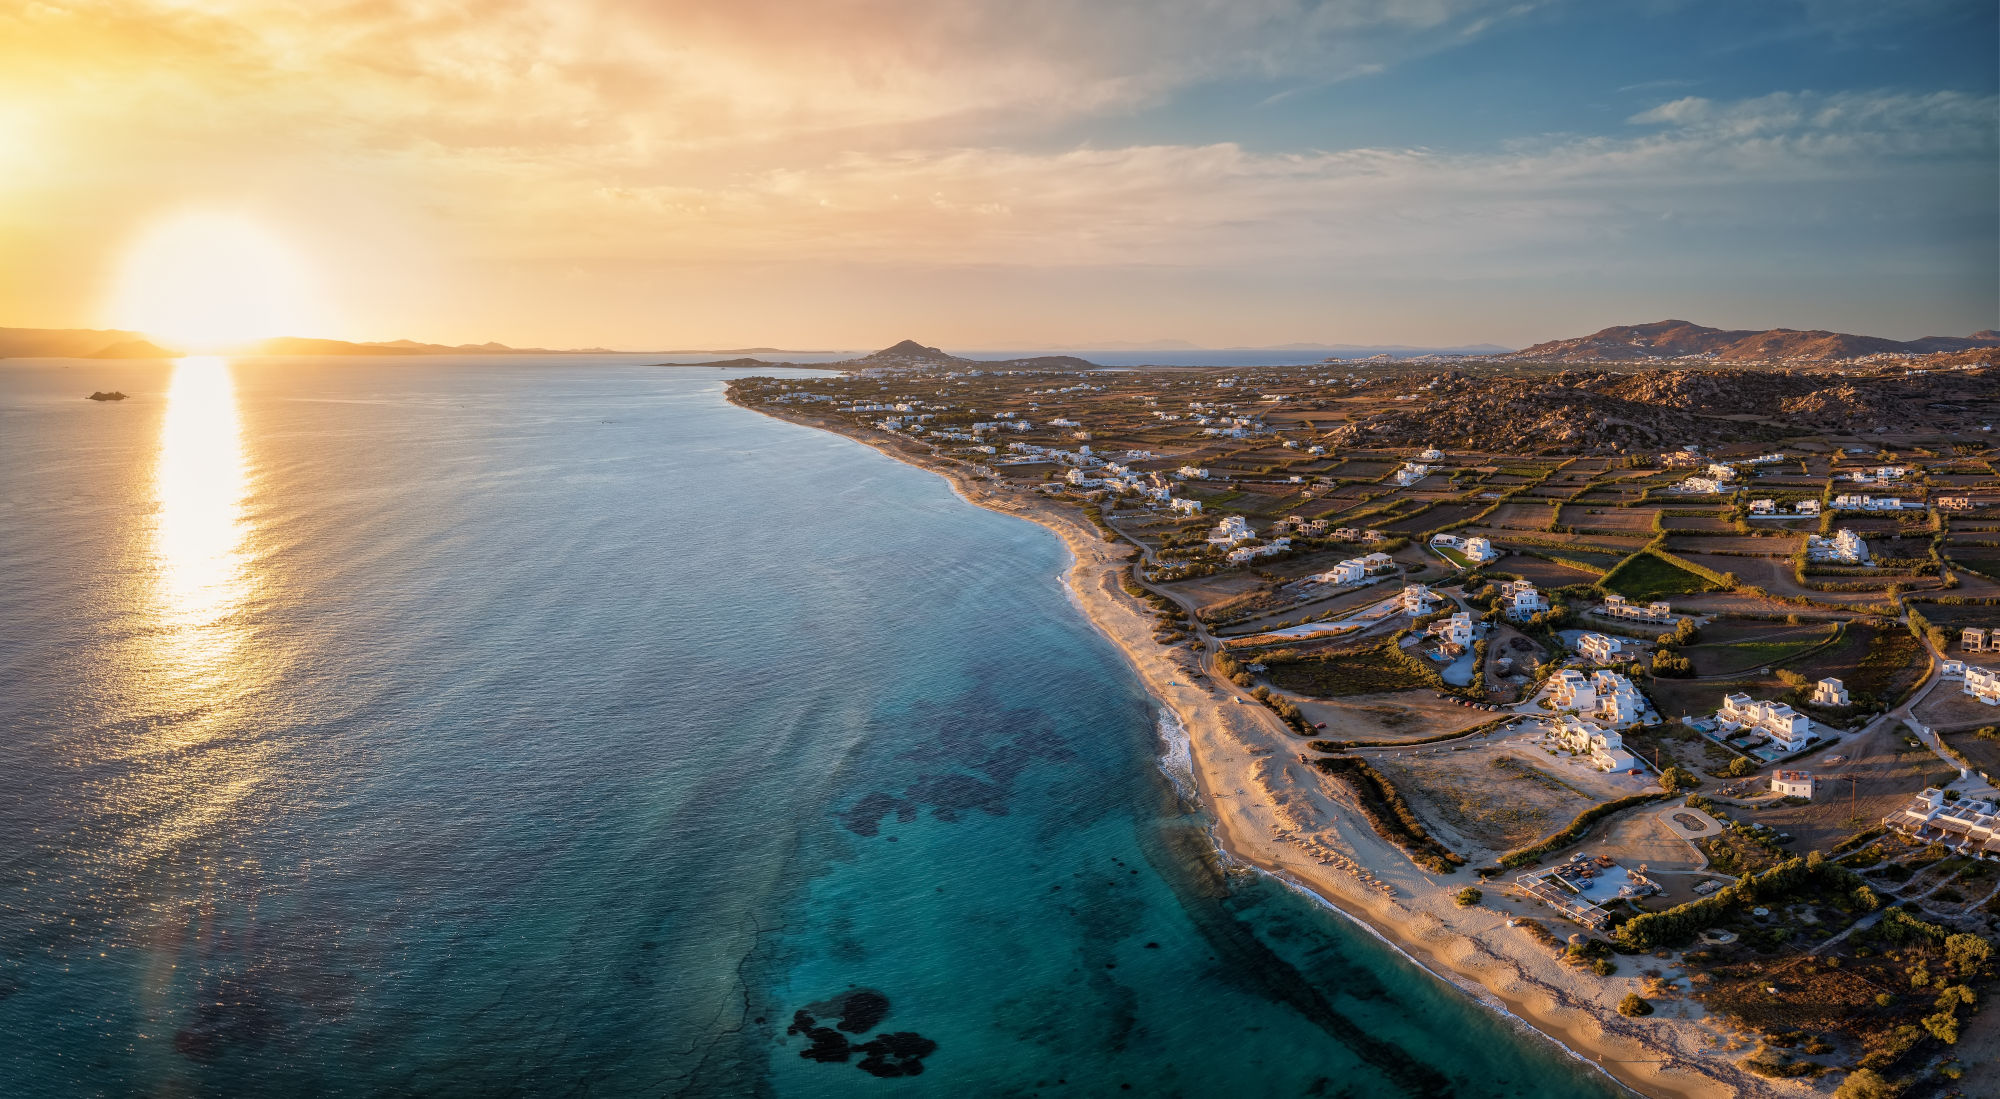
[1599,592,1675,624]
[1227,539,1292,566]
[1549,669,1648,728]
[1965,629,2000,652]
[1429,532,1498,564]
[1271,515,1329,538]
[1885,789,2000,858]
[1673,476,1730,495]
[1805,528,1870,565]
[1714,693,1813,752]
[1548,713,1641,773]
[1392,462,1433,487]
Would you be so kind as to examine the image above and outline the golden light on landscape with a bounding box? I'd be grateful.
[108,212,314,351]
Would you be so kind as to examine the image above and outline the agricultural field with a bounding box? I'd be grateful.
[1662,534,1800,556]
[1493,555,1602,587]
[1681,621,1841,677]
[1488,502,1558,530]
[1260,640,1436,697]
[1562,507,1659,533]
[1659,513,1740,532]
[1599,551,1717,601]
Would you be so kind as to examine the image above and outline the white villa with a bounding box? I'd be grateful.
[1228,539,1292,566]
[1393,462,1433,487]
[1208,515,1254,546]
[1749,498,1776,514]
[1966,628,1994,652]
[1464,536,1498,563]
[1795,499,1823,516]
[1177,466,1210,479]
[1967,666,2000,706]
[1831,494,1907,512]
[1361,551,1396,569]
[1169,497,1203,514]
[1772,771,1816,799]
[1419,448,1445,461]
[1675,476,1727,494]
[1501,579,1548,621]
[1885,790,2000,858]
[1430,611,1474,648]
[1549,714,1641,773]
[1716,693,1813,751]
[1575,633,1622,665]
[1401,584,1438,615]
[1600,592,1674,624]
[1318,559,1367,585]
[1706,463,1737,481]
[1810,678,1851,707]
[1549,670,1646,728]
[1430,532,1464,549]
[1549,669,1595,710]
[1805,529,1870,565]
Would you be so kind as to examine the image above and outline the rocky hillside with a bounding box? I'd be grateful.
[1332,366,1999,453]
[1509,320,2000,363]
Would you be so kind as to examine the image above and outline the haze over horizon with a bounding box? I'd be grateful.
[3,0,1994,351]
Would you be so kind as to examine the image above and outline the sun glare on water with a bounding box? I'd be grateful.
[110,212,314,351]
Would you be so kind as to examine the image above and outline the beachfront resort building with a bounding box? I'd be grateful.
[1549,714,1641,773]
[1885,790,2000,858]
[1810,678,1851,707]
[1716,693,1813,751]
[1575,633,1622,665]
[1513,854,1660,929]
[1805,529,1870,565]
[1599,593,1674,625]
[1771,771,1816,799]
[1966,667,2000,706]
[1208,516,1254,546]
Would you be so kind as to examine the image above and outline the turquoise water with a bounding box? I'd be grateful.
[0,356,1622,1097]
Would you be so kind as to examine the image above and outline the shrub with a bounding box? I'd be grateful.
[1833,1068,1899,1099]
[1659,765,1701,794]
[1455,887,1483,908]
[1617,993,1654,1017]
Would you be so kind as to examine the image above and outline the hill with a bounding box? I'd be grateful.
[1508,320,2000,363]
[841,339,1098,372]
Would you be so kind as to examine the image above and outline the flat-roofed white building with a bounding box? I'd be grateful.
[1464,536,1498,564]
[1550,714,1641,773]
[1169,497,1203,514]
[1576,633,1622,664]
[1601,593,1674,624]
[1430,533,1464,549]
[1967,666,2000,706]
[1716,693,1812,750]
[1965,628,1991,652]
[1550,669,1595,711]
[1810,678,1850,707]
[1805,528,1870,565]
[1430,611,1474,647]
[1772,771,1816,798]
[1885,789,2000,858]
[1208,515,1254,545]
[1401,584,1438,615]
[1501,579,1548,621]
[1318,559,1366,585]
[1361,551,1396,569]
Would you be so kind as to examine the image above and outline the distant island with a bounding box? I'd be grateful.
[85,391,127,401]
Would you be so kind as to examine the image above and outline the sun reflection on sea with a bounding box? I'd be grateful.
[151,356,256,681]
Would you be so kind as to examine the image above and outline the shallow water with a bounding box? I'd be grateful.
[0,356,1621,1097]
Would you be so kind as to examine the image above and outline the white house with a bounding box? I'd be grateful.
[1810,678,1850,707]
[1430,532,1465,549]
[1419,447,1445,461]
[1430,611,1474,647]
[1749,498,1776,515]
[1794,499,1823,516]
[1501,579,1548,621]
[1169,497,1203,514]
[1576,633,1622,665]
[1393,462,1432,487]
[1967,666,2000,706]
[1706,463,1737,481]
[1401,584,1438,615]
[1208,516,1254,546]
[1676,476,1726,494]
[1884,789,2000,858]
[1549,669,1596,712]
[1589,671,1647,728]
[1177,466,1210,479]
[1550,714,1640,773]
[1716,693,1813,750]
[1464,536,1498,564]
[1966,628,1992,652]
[1772,771,1816,799]
[1065,469,1103,488]
[1601,592,1674,624]
[1943,660,1967,679]
[1361,552,1396,570]
[1318,559,1366,585]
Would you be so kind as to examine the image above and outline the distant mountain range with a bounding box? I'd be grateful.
[1507,320,2000,363]
[0,327,616,359]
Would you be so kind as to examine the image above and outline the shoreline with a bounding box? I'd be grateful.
[734,394,1783,1099]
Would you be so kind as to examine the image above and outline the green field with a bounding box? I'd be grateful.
[1599,551,1717,601]
[1264,642,1437,696]
[1434,545,1472,568]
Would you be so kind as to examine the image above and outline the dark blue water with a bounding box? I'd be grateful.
[0,356,1619,1097]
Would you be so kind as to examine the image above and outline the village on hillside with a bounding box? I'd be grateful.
[734,347,2000,1088]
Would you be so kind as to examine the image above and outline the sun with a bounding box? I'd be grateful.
[108,212,315,351]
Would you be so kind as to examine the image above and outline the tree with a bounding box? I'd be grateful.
[1722,756,1757,778]
[1833,1068,1899,1099]
[1616,993,1654,1017]
[1659,765,1701,794]
[1852,885,1881,912]
[1945,933,1992,979]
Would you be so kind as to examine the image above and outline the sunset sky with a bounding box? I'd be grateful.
[4,0,1995,350]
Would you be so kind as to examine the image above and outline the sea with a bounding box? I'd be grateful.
[0,355,1621,1098]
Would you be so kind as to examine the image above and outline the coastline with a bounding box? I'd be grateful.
[734,394,1787,1099]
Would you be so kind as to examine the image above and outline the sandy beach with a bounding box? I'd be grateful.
[741,397,1807,1099]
